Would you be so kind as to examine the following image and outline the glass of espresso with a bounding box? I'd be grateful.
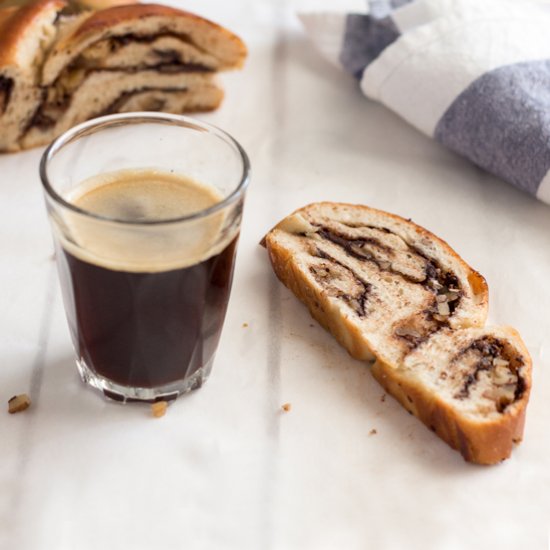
[40,113,250,403]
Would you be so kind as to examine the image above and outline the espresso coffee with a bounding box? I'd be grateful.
[55,169,238,392]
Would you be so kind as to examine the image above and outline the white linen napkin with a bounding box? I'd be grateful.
[300,0,550,204]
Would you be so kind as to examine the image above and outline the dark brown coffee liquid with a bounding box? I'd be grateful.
[57,238,237,388]
[57,169,238,389]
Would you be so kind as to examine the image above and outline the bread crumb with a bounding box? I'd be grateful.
[369,429,377,436]
[281,403,291,412]
[380,394,386,403]
[8,394,31,414]
[151,401,168,418]
[242,323,249,328]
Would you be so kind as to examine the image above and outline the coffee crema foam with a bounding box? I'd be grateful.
[58,169,236,272]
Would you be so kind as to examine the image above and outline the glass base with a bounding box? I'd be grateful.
[76,357,214,403]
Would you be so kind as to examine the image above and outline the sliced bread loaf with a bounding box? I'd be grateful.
[0,1,246,151]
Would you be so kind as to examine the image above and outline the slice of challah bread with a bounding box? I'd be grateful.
[22,71,221,148]
[263,203,531,464]
[41,3,246,86]
[0,1,246,151]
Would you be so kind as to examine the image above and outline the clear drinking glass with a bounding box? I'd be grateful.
[40,113,250,403]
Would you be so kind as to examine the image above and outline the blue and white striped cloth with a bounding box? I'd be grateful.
[300,0,550,204]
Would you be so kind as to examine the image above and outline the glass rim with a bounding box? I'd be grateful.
[39,112,251,226]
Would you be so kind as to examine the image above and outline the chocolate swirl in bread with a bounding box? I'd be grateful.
[311,223,464,343]
[263,203,531,464]
[267,204,488,365]
[0,76,14,115]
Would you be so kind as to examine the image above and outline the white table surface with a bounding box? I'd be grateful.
[2,1,550,548]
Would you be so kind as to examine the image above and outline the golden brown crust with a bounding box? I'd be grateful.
[74,4,217,36]
[71,0,136,10]
[0,6,17,28]
[371,341,531,465]
[0,0,65,67]
[56,3,247,65]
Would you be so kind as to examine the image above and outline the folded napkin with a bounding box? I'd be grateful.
[300,0,550,205]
